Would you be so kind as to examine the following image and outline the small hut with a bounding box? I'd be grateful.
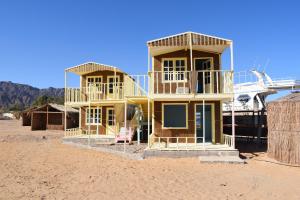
[24,103,79,131]
[267,92,300,165]
[22,107,37,126]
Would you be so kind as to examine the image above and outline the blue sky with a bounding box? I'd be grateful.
[0,0,299,99]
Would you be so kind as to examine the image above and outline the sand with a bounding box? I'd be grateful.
[0,120,300,200]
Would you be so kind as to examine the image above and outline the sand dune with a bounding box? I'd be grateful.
[0,120,300,200]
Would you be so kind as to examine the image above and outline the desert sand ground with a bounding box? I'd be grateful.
[0,120,300,200]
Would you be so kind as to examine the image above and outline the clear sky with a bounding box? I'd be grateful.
[0,0,299,99]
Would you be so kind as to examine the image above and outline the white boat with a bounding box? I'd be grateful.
[223,70,300,112]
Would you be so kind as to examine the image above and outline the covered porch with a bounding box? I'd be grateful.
[64,98,150,143]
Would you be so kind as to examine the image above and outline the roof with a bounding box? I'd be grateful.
[33,103,79,113]
[273,92,300,102]
[48,103,78,112]
[65,62,125,75]
[147,31,232,56]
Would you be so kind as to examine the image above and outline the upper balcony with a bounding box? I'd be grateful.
[149,70,233,99]
[64,62,148,105]
[147,32,234,100]
[65,78,147,104]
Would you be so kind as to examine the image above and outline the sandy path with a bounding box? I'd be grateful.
[0,120,300,200]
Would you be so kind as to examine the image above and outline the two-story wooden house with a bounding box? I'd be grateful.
[146,32,235,150]
[64,62,148,141]
[64,31,235,151]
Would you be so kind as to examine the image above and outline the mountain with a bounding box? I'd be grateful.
[0,81,64,111]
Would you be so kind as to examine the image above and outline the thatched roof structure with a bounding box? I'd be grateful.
[267,92,300,165]
[273,91,300,102]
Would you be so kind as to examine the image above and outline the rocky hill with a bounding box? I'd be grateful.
[0,81,64,111]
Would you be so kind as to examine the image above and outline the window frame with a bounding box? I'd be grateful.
[162,103,188,129]
[161,58,187,83]
[106,107,115,126]
[193,57,214,84]
[194,103,215,143]
[85,107,102,125]
[107,75,121,94]
[86,76,103,92]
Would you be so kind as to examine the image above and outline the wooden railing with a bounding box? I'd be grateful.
[223,134,234,147]
[65,77,147,103]
[149,70,233,95]
[149,135,204,150]
[127,75,148,97]
[64,128,101,137]
[64,128,82,137]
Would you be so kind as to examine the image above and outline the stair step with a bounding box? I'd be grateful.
[143,149,240,158]
[199,156,245,164]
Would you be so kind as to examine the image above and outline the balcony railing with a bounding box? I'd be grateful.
[149,70,233,96]
[65,78,147,103]
[149,134,234,150]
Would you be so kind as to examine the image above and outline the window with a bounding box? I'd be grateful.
[86,76,103,92]
[162,104,187,128]
[107,76,120,94]
[107,108,115,126]
[162,58,186,82]
[203,60,211,84]
[195,58,212,84]
[86,107,102,125]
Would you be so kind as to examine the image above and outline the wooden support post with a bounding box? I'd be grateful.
[114,67,117,99]
[64,71,67,131]
[46,105,49,130]
[148,47,151,72]
[230,42,235,149]
[88,85,91,135]
[62,112,64,130]
[203,99,205,149]
[124,101,127,129]
[231,98,235,149]
[147,46,151,149]
[230,42,234,71]
[189,32,194,93]
[124,100,127,152]
[31,112,33,131]
[79,107,81,129]
[97,106,99,135]
[147,98,150,148]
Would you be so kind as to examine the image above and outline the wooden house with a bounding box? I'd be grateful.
[64,31,236,151]
[147,32,235,150]
[64,62,148,140]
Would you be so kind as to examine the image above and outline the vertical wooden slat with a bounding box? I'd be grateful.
[217,71,219,94]
[210,71,212,93]
[203,71,205,94]
[156,72,158,94]
[169,79,171,94]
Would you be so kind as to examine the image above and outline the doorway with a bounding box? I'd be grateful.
[195,104,214,143]
[106,107,116,135]
[107,76,120,99]
[194,58,213,93]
